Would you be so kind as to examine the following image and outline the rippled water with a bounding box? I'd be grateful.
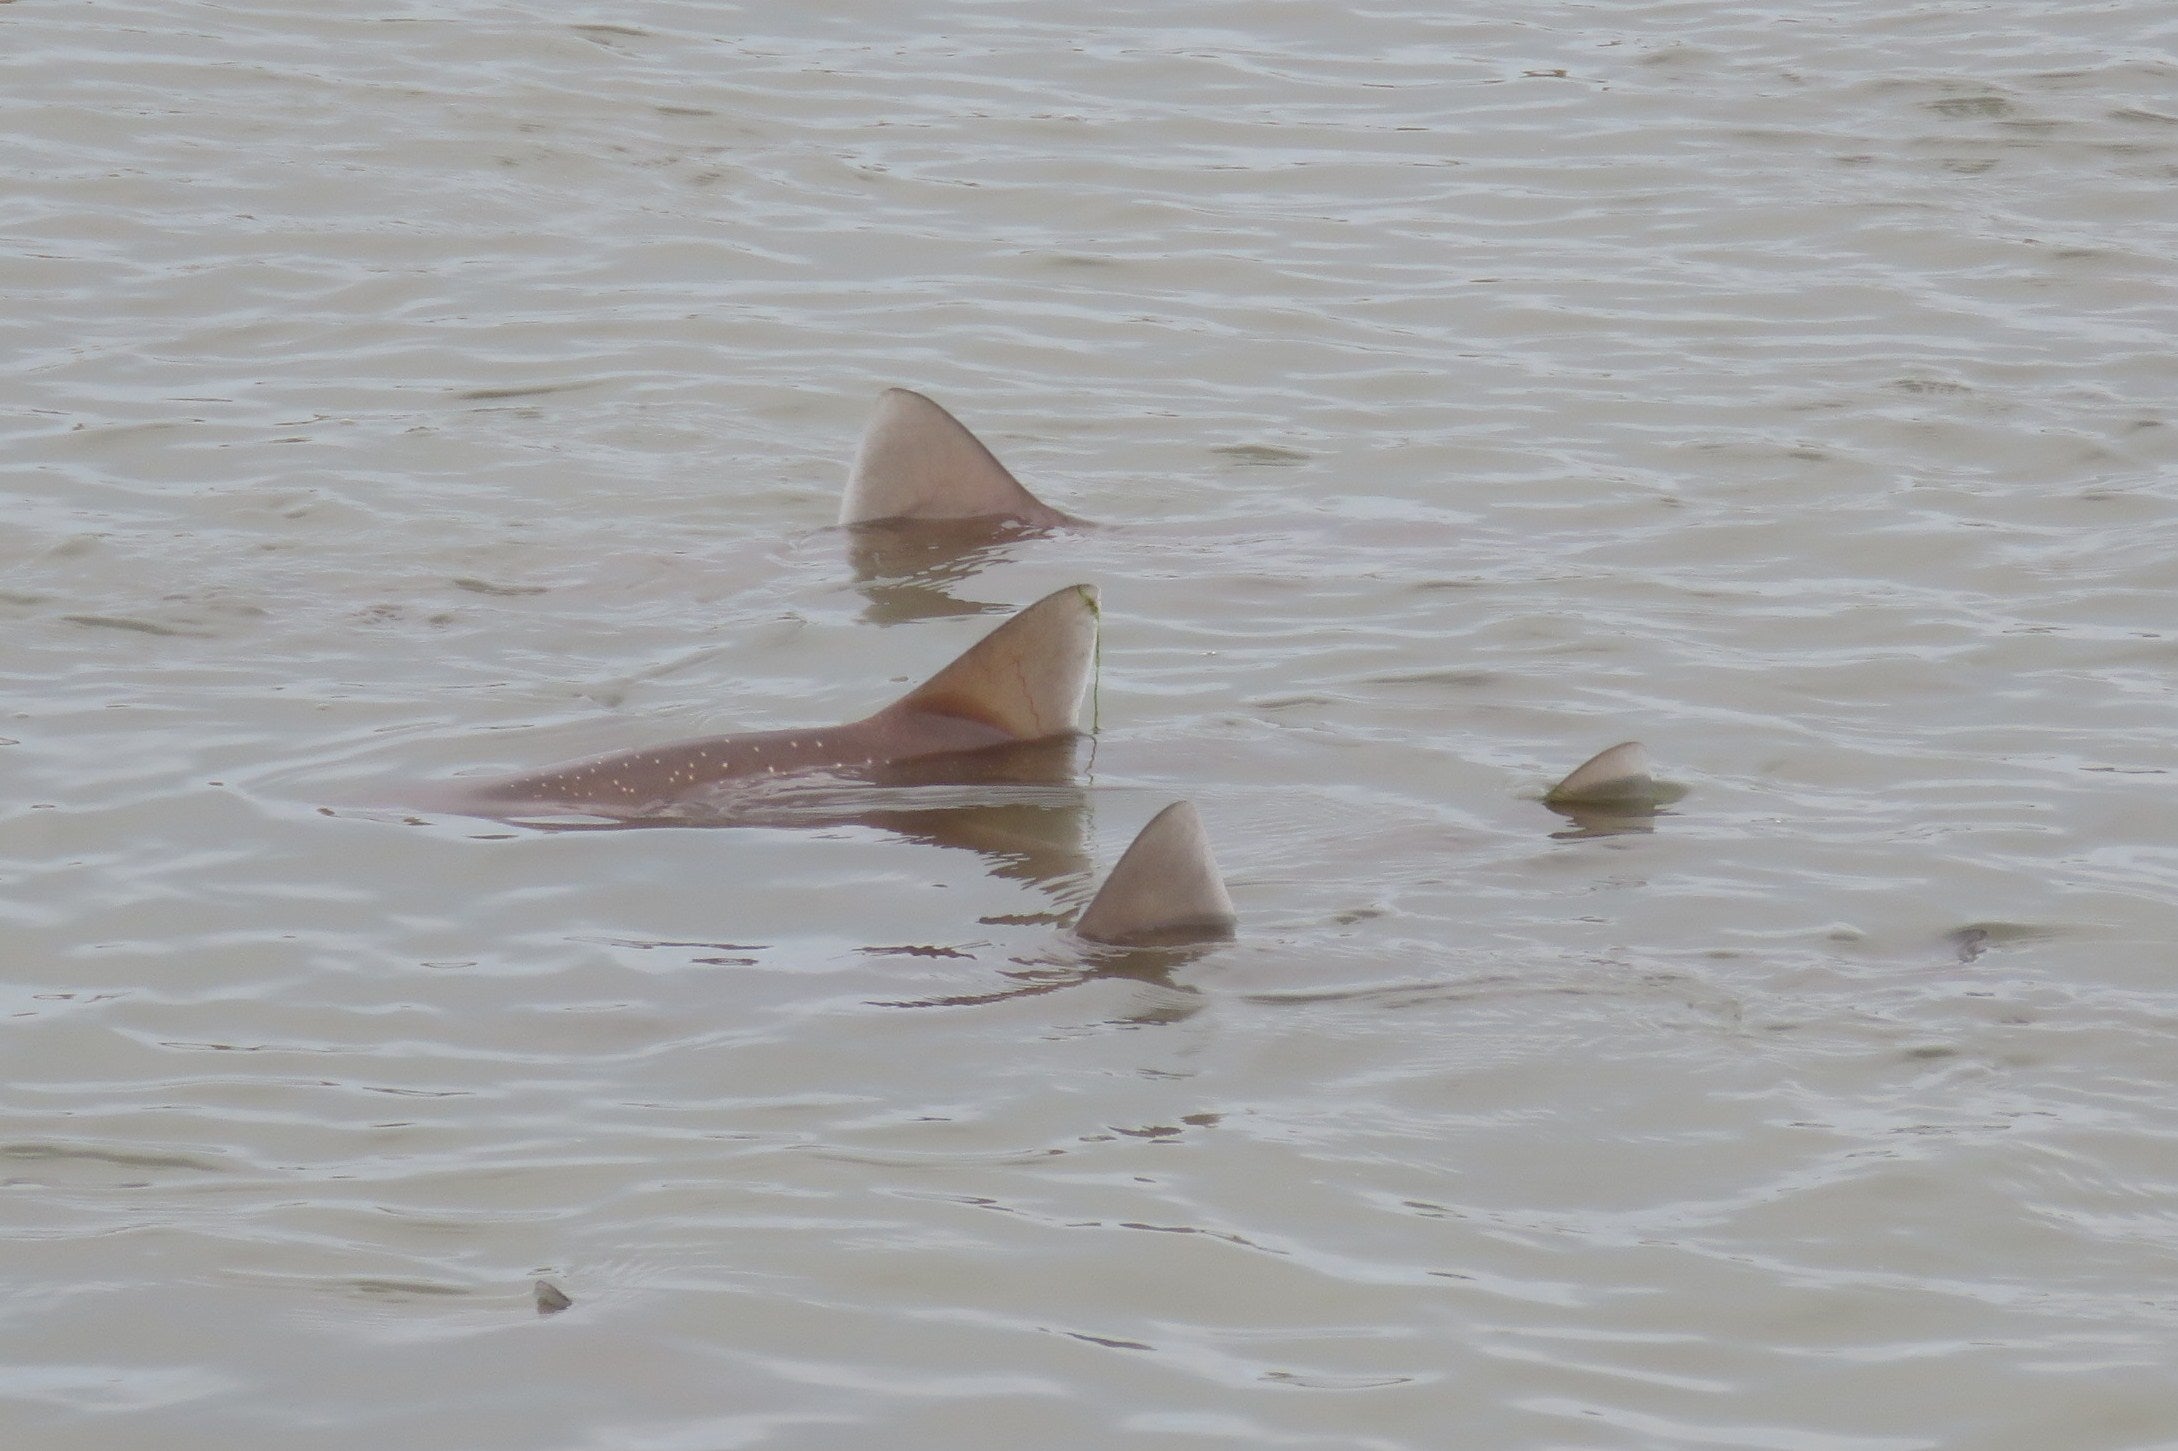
[8,3,2178,1447]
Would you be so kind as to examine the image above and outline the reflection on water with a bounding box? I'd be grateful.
[856,794,1091,900]
[1543,778,1687,840]
[873,935,1215,1027]
[844,517,1070,625]
[849,738,1098,897]
[1544,802,1663,840]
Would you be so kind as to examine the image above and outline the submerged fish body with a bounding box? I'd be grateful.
[461,715,1013,816]
[449,583,1100,821]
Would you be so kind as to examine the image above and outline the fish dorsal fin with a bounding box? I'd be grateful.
[883,583,1099,740]
[841,387,1069,526]
[1544,741,1654,806]
[1075,801,1237,947]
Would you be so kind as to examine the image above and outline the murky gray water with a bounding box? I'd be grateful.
[8,3,2178,1447]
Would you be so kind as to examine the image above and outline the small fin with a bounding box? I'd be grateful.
[884,583,1099,741]
[1544,741,1655,806]
[534,1279,572,1316]
[841,388,1071,526]
[1075,801,1237,947]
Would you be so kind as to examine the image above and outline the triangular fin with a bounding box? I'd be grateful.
[1544,741,1655,806]
[883,583,1099,741]
[841,387,1071,526]
[1075,801,1237,947]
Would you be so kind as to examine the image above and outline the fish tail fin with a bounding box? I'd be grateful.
[841,387,1070,526]
[885,583,1100,741]
[1075,801,1237,947]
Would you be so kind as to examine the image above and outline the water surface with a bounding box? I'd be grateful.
[6,3,2178,1448]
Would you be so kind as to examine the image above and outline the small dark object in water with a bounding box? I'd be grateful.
[535,1279,573,1316]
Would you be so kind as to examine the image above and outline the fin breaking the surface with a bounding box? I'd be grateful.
[841,387,1074,527]
[885,582,1099,740]
[1074,801,1237,948]
[1544,741,1656,807]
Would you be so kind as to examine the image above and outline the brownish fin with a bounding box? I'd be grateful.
[883,583,1099,741]
[1544,741,1655,806]
[1074,801,1236,947]
[841,387,1072,526]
